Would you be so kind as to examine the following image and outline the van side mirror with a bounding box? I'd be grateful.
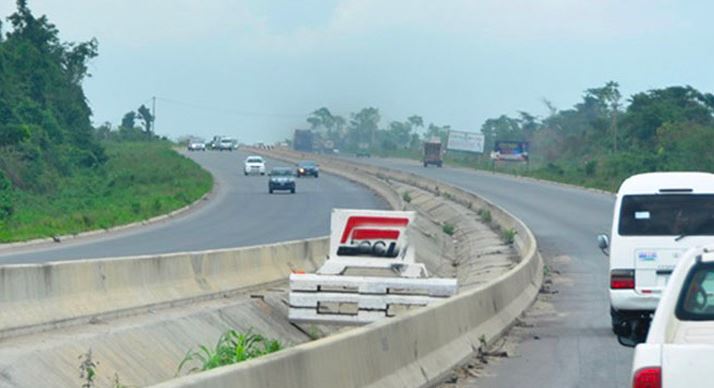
[597,234,609,256]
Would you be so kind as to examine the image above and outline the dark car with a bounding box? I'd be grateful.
[296,161,319,178]
[268,167,296,194]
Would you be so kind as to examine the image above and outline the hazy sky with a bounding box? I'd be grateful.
[2,1,713,143]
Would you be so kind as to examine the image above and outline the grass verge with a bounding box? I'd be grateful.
[0,141,213,242]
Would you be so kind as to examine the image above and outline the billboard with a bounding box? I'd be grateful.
[447,130,485,153]
[491,141,529,162]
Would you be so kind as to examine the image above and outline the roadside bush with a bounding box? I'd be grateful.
[442,223,455,236]
[478,209,492,224]
[0,173,14,220]
[402,191,412,203]
[501,228,517,244]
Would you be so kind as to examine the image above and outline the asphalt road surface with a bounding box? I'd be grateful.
[0,150,386,264]
[344,156,632,387]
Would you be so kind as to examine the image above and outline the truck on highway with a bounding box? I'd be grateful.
[356,143,370,158]
[293,129,314,153]
[630,244,714,387]
[423,140,443,167]
[597,172,714,340]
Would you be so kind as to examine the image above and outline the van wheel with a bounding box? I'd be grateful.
[269,189,273,194]
[291,188,295,194]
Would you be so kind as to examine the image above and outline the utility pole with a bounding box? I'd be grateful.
[152,96,156,134]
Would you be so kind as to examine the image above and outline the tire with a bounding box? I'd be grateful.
[423,162,428,167]
[291,188,295,194]
[269,189,273,194]
[315,173,319,178]
[244,172,248,176]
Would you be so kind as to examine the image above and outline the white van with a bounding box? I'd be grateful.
[598,172,714,338]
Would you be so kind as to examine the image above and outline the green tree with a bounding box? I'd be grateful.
[0,0,105,192]
[586,81,622,152]
[137,104,153,134]
[349,107,380,147]
[623,86,714,149]
[121,111,136,129]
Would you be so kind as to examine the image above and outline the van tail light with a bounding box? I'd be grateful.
[632,367,661,388]
[611,269,635,289]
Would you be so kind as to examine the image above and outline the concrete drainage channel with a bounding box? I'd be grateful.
[153,148,541,388]
[0,149,541,387]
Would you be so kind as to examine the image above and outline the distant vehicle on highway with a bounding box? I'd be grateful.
[293,129,314,152]
[208,136,224,150]
[296,161,319,178]
[244,156,266,176]
[187,140,206,151]
[217,137,237,151]
[597,172,714,339]
[630,244,714,387]
[268,167,295,194]
[356,143,370,158]
[423,140,443,167]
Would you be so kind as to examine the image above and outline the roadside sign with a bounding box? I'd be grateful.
[447,130,485,153]
[491,141,529,162]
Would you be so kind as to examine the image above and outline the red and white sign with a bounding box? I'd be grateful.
[330,209,414,260]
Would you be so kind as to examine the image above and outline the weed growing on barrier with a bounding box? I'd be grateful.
[402,191,412,203]
[112,373,128,388]
[442,223,455,236]
[177,329,283,375]
[501,228,517,245]
[306,324,321,340]
[478,209,492,224]
[79,349,98,388]
[78,349,130,388]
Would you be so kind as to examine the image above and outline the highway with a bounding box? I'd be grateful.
[0,150,386,264]
[343,156,632,387]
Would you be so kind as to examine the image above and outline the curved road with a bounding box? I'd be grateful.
[0,150,386,264]
[343,156,631,387]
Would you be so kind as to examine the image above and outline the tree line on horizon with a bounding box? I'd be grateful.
[304,82,714,188]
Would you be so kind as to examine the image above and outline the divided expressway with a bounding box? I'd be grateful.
[0,149,632,387]
[0,150,386,264]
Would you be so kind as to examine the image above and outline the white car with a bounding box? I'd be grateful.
[217,138,237,151]
[244,156,266,176]
[187,140,206,151]
[630,244,714,387]
[598,172,714,337]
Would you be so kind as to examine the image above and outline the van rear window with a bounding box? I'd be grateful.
[619,194,714,236]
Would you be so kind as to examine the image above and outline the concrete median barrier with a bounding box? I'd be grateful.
[0,237,329,340]
[152,149,543,388]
